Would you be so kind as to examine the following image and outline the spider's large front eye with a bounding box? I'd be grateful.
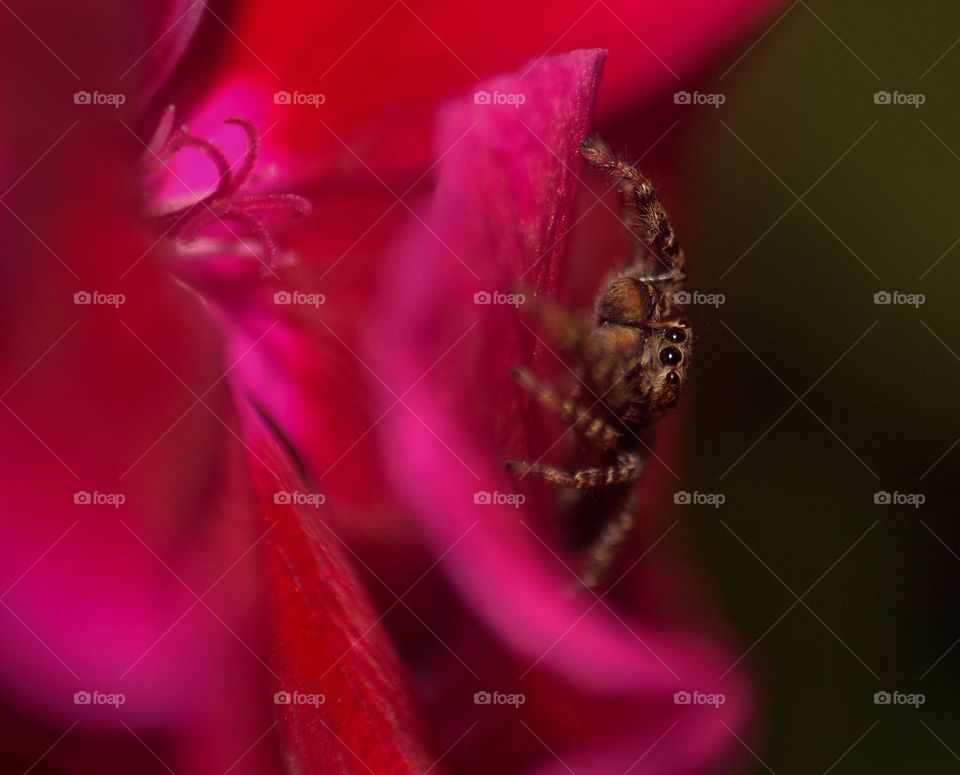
[666,327,686,343]
[659,346,683,365]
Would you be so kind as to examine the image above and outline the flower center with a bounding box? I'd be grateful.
[144,106,310,272]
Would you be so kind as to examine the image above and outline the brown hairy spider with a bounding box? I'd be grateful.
[506,135,692,589]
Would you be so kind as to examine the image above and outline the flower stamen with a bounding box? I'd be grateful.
[148,110,310,271]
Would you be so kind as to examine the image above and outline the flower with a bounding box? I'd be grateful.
[0,0,778,771]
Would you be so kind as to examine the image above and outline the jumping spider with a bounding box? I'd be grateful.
[506,135,692,589]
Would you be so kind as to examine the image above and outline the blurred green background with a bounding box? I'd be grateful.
[651,1,960,771]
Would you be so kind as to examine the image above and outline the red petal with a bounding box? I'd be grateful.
[203,0,780,183]
[244,417,434,773]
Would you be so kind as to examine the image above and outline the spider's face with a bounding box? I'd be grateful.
[638,321,692,418]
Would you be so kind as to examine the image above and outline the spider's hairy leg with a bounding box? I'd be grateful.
[580,492,637,589]
[579,135,686,275]
[511,366,620,451]
[505,452,645,491]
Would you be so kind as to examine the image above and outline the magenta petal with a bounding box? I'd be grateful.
[376,50,750,772]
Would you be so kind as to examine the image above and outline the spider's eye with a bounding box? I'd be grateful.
[659,346,683,365]
[665,371,680,385]
[666,327,686,343]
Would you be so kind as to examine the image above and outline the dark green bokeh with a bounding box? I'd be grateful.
[669,2,959,771]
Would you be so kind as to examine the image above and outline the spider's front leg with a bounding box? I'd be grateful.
[580,135,686,276]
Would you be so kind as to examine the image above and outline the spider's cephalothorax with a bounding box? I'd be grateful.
[506,135,692,589]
